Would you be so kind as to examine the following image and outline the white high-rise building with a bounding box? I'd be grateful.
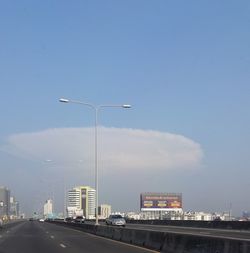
[67,188,81,217]
[88,189,96,219]
[44,199,53,218]
[67,186,96,219]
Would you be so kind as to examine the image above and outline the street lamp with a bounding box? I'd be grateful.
[59,98,131,225]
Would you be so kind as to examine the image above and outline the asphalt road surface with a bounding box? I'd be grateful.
[0,221,157,253]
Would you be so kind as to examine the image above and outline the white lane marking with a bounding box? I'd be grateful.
[0,235,2,238]
[95,236,158,253]
[50,235,55,239]
[6,231,10,234]
[48,224,157,252]
[60,243,66,248]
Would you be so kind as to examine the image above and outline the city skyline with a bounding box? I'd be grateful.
[0,1,250,216]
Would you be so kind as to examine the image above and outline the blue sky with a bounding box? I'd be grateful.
[0,1,249,216]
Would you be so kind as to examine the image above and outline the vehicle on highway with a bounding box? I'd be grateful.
[73,216,85,224]
[106,215,126,227]
[64,217,74,223]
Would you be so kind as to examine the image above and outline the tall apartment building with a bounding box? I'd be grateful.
[67,188,81,217]
[44,199,53,218]
[0,186,10,217]
[67,186,96,219]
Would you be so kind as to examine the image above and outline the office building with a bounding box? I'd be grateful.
[98,204,111,219]
[10,196,20,218]
[67,186,96,219]
[67,188,81,217]
[44,199,53,218]
[0,186,10,217]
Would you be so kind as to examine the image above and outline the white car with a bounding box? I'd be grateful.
[106,215,126,227]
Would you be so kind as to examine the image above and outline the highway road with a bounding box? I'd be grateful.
[0,220,157,253]
[125,223,250,241]
[83,221,250,241]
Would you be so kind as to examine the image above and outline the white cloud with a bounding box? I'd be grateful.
[2,127,203,173]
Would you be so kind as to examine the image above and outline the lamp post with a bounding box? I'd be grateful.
[59,98,131,225]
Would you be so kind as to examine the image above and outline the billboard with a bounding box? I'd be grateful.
[140,193,182,211]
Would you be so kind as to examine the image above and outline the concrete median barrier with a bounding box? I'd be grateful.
[161,234,250,253]
[144,230,165,251]
[96,225,114,238]
[131,229,148,247]
[120,228,134,244]
[113,227,122,241]
[95,225,107,237]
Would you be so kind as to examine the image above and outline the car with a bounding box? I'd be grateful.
[106,214,126,227]
[39,218,45,222]
[73,216,85,224]
[64,217,74,223]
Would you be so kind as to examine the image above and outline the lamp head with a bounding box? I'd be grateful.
[122,104,131,108]
[59,98,69,103]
